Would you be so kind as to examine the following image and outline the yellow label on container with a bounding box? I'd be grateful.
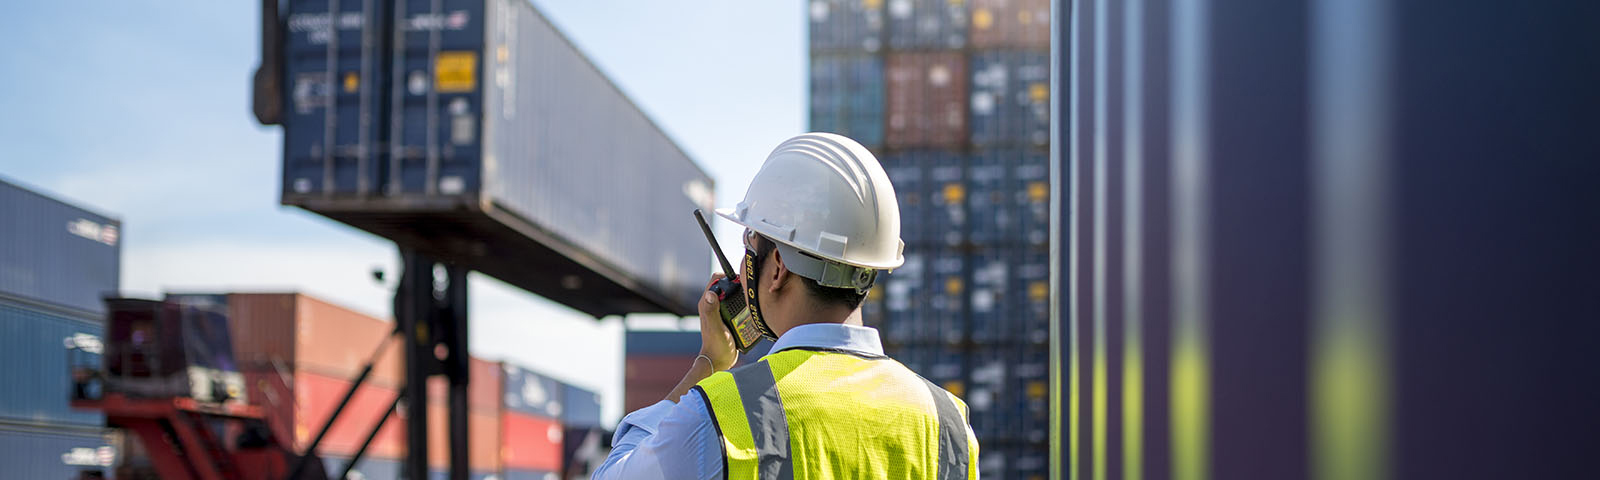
[435,51,478,93]
[1028,380,1047,399]
[1028,181,1049,203]
[1030,281,1049,301]
[943,381,965,397]
[863,0,882,9]
[942,183,966,203]
[973,8,994,30]
[946,277,964,295]
[343,72,359,93]
[1030,82,1050,103]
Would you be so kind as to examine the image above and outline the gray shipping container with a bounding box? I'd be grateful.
[0,178,121,317]
[278,0,712,317]
[0,299,106,428]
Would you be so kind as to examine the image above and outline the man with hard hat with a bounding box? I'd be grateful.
[593,133,979,479]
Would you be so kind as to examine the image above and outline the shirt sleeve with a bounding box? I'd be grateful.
[591,391,724,480]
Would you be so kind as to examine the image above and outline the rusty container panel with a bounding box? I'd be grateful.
[886,52,968,149]
[293,295,402,388]
[226,293,297,371]
[501,411,564,472]
[969,0,1050,48]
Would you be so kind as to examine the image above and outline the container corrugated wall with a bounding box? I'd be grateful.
[0,179,120,316]
[810,54,886,148]
[809,0,885,52]
[887,0,968,49]
[885,52,968,148]
[0,300,105,427]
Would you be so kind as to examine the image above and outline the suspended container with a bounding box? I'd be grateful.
[886,0,968,49]
[278,0,712,318]
[810,54,886,148]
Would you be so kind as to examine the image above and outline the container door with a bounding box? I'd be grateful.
[282,0,389,196]
[390,0,486,196]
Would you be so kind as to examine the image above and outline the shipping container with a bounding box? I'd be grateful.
[967,249,1010,344]
[879,252,925,345]
[927,250,967,345]
[287,370,407,459]
[0,299,105,427]
[808,0,885,52]
[0,426,116,479]
[221,293,404,388]
[968,0,1049,48]
[1010,151,1049,246]
[425,404,501,471]
[886,0,967,49]
[969,50,1051,148]
[279,0,712,318]
[885,52,968,148]
[1011,250,1049,345]
[879,152,927,244]
[501,469,561,480]
[501,411,563,471]
[927,152,967,247]
[501,363,565,419]
[623,330,702,356]
[321,456,504,480]
[810,54,886,148]
[559,384,601,429]
[426,356,502,414]
[966,150,1012,247]
[0,178,120,317]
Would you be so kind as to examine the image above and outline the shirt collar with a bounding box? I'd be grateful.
[768,323,884,356]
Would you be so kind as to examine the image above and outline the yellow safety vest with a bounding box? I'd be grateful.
[694,348,979,479]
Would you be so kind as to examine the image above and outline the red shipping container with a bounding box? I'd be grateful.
[969,0,1051,48]
[886,53,968,148]
[501,411,564,471]
[227,293,404,388]
[287,371,407,459]
[425,404,502,471]
[427,357,504,415]
[625,354,695,412]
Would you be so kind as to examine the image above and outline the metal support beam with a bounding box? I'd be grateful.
[397,248,473,479]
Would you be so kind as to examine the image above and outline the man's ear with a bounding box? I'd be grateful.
[769,248,788,293]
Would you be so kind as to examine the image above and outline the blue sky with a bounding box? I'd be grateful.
[0,1,807,424]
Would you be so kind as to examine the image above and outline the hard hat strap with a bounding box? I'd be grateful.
[772,243,879,294]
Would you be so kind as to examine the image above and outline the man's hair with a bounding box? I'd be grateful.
[753,235,869,310]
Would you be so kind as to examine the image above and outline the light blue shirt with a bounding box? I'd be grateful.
[593,323,977,479]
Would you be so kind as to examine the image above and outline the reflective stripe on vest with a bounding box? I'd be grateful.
[693,349,978,480]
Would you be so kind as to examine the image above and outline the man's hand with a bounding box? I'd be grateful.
[697,273,739,371]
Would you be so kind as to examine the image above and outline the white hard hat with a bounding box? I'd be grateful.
[716,133,905,292]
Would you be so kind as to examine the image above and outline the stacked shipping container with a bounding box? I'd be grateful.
[178,292,594,479]
[810,1,1050,477]
[622,330,772,413]
[0,178,121,477]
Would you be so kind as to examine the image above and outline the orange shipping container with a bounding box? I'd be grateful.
[886,52,969,148]
[283,371,407,459]
[501,412,564,471]
[426,357,504,415]
[227,293,403,388]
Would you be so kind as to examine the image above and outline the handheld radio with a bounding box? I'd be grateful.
[694,210,763,353]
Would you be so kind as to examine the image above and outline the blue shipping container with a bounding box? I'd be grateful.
[321,456,504,480]
[0,300,105,427]
[886,0,968,49]
[1012,250,1050,345]
[880,152,926,244]
[927,251,966,345]
[502,363,564,419]
[969,50,1051,147]
[879,252,925,345]
[811,54,886,147]
[966,150,1013,247]
[0,178,120,316]
[1011,151,1050,246]
[561,383,602,429]
[927,153,967,248]
[279,0,713,318]
[967,249,1010,344]
[0,427,116,479]
[809,0,884,52]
